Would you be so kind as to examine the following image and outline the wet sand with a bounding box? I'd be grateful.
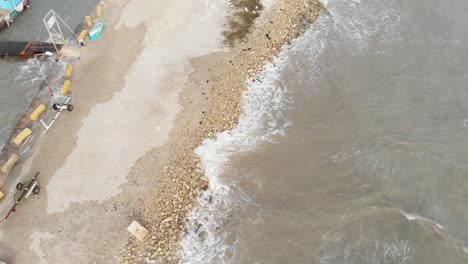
[0,0,323,263]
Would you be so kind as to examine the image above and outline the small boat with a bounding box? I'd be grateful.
[89,22,105,40]
[0,0,29,32]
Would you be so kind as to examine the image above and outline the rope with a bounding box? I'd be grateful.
[0,204,17,225]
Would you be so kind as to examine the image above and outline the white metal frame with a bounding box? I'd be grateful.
[40,96,72,133]
[33,52,55,97]
[43,10,78,54]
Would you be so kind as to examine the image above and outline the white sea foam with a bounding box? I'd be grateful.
[180,45,294,264]
[320,217,415,264]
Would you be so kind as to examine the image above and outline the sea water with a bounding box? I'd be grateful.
[181,0,468,263]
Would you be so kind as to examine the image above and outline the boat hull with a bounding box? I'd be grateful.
[89,22,105,40]
[0,0,30,32]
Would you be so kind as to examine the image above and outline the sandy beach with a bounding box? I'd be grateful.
[0,0,322,263]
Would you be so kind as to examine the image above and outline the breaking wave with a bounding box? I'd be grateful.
[179,46,294,264]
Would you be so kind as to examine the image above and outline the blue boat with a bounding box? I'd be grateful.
[0,0,29,32]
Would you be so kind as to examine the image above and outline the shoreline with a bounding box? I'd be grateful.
[122,0,324,263]
[0,0,323,263]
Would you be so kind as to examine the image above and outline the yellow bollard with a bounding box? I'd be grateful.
[0,190,4,200]
[1,154,19,175]
[12,128,32,145]
[85,16,93,27]
[65,64,74,78]
[96,5,102,17]
[30,104,46,121]
[61,80,72,95]
[78,29,88,44]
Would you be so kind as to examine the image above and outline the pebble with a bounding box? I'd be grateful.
[161,217,173,223]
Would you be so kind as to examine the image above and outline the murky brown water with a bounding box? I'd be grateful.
[181,0,468,263]
[223,0,263,46]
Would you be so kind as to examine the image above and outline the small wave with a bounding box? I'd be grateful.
[16,57,67,85]
[400,211,446,230]
[400,211,468,256]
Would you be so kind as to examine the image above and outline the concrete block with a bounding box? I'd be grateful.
[30,104,46,121]
[61,80,72,95]
[13,128,32,145]
[60,45,81,59]
[78,29,88,44]
[85,16,93,27]
[64,64,74,78]
[127,220,149,242]
[96,5,102,17]
[1,154,19,175]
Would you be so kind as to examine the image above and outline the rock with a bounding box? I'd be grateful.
[60,44,81,58]
[200,177,209,182]
[145,257,156,264]
[162,217,173,223]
